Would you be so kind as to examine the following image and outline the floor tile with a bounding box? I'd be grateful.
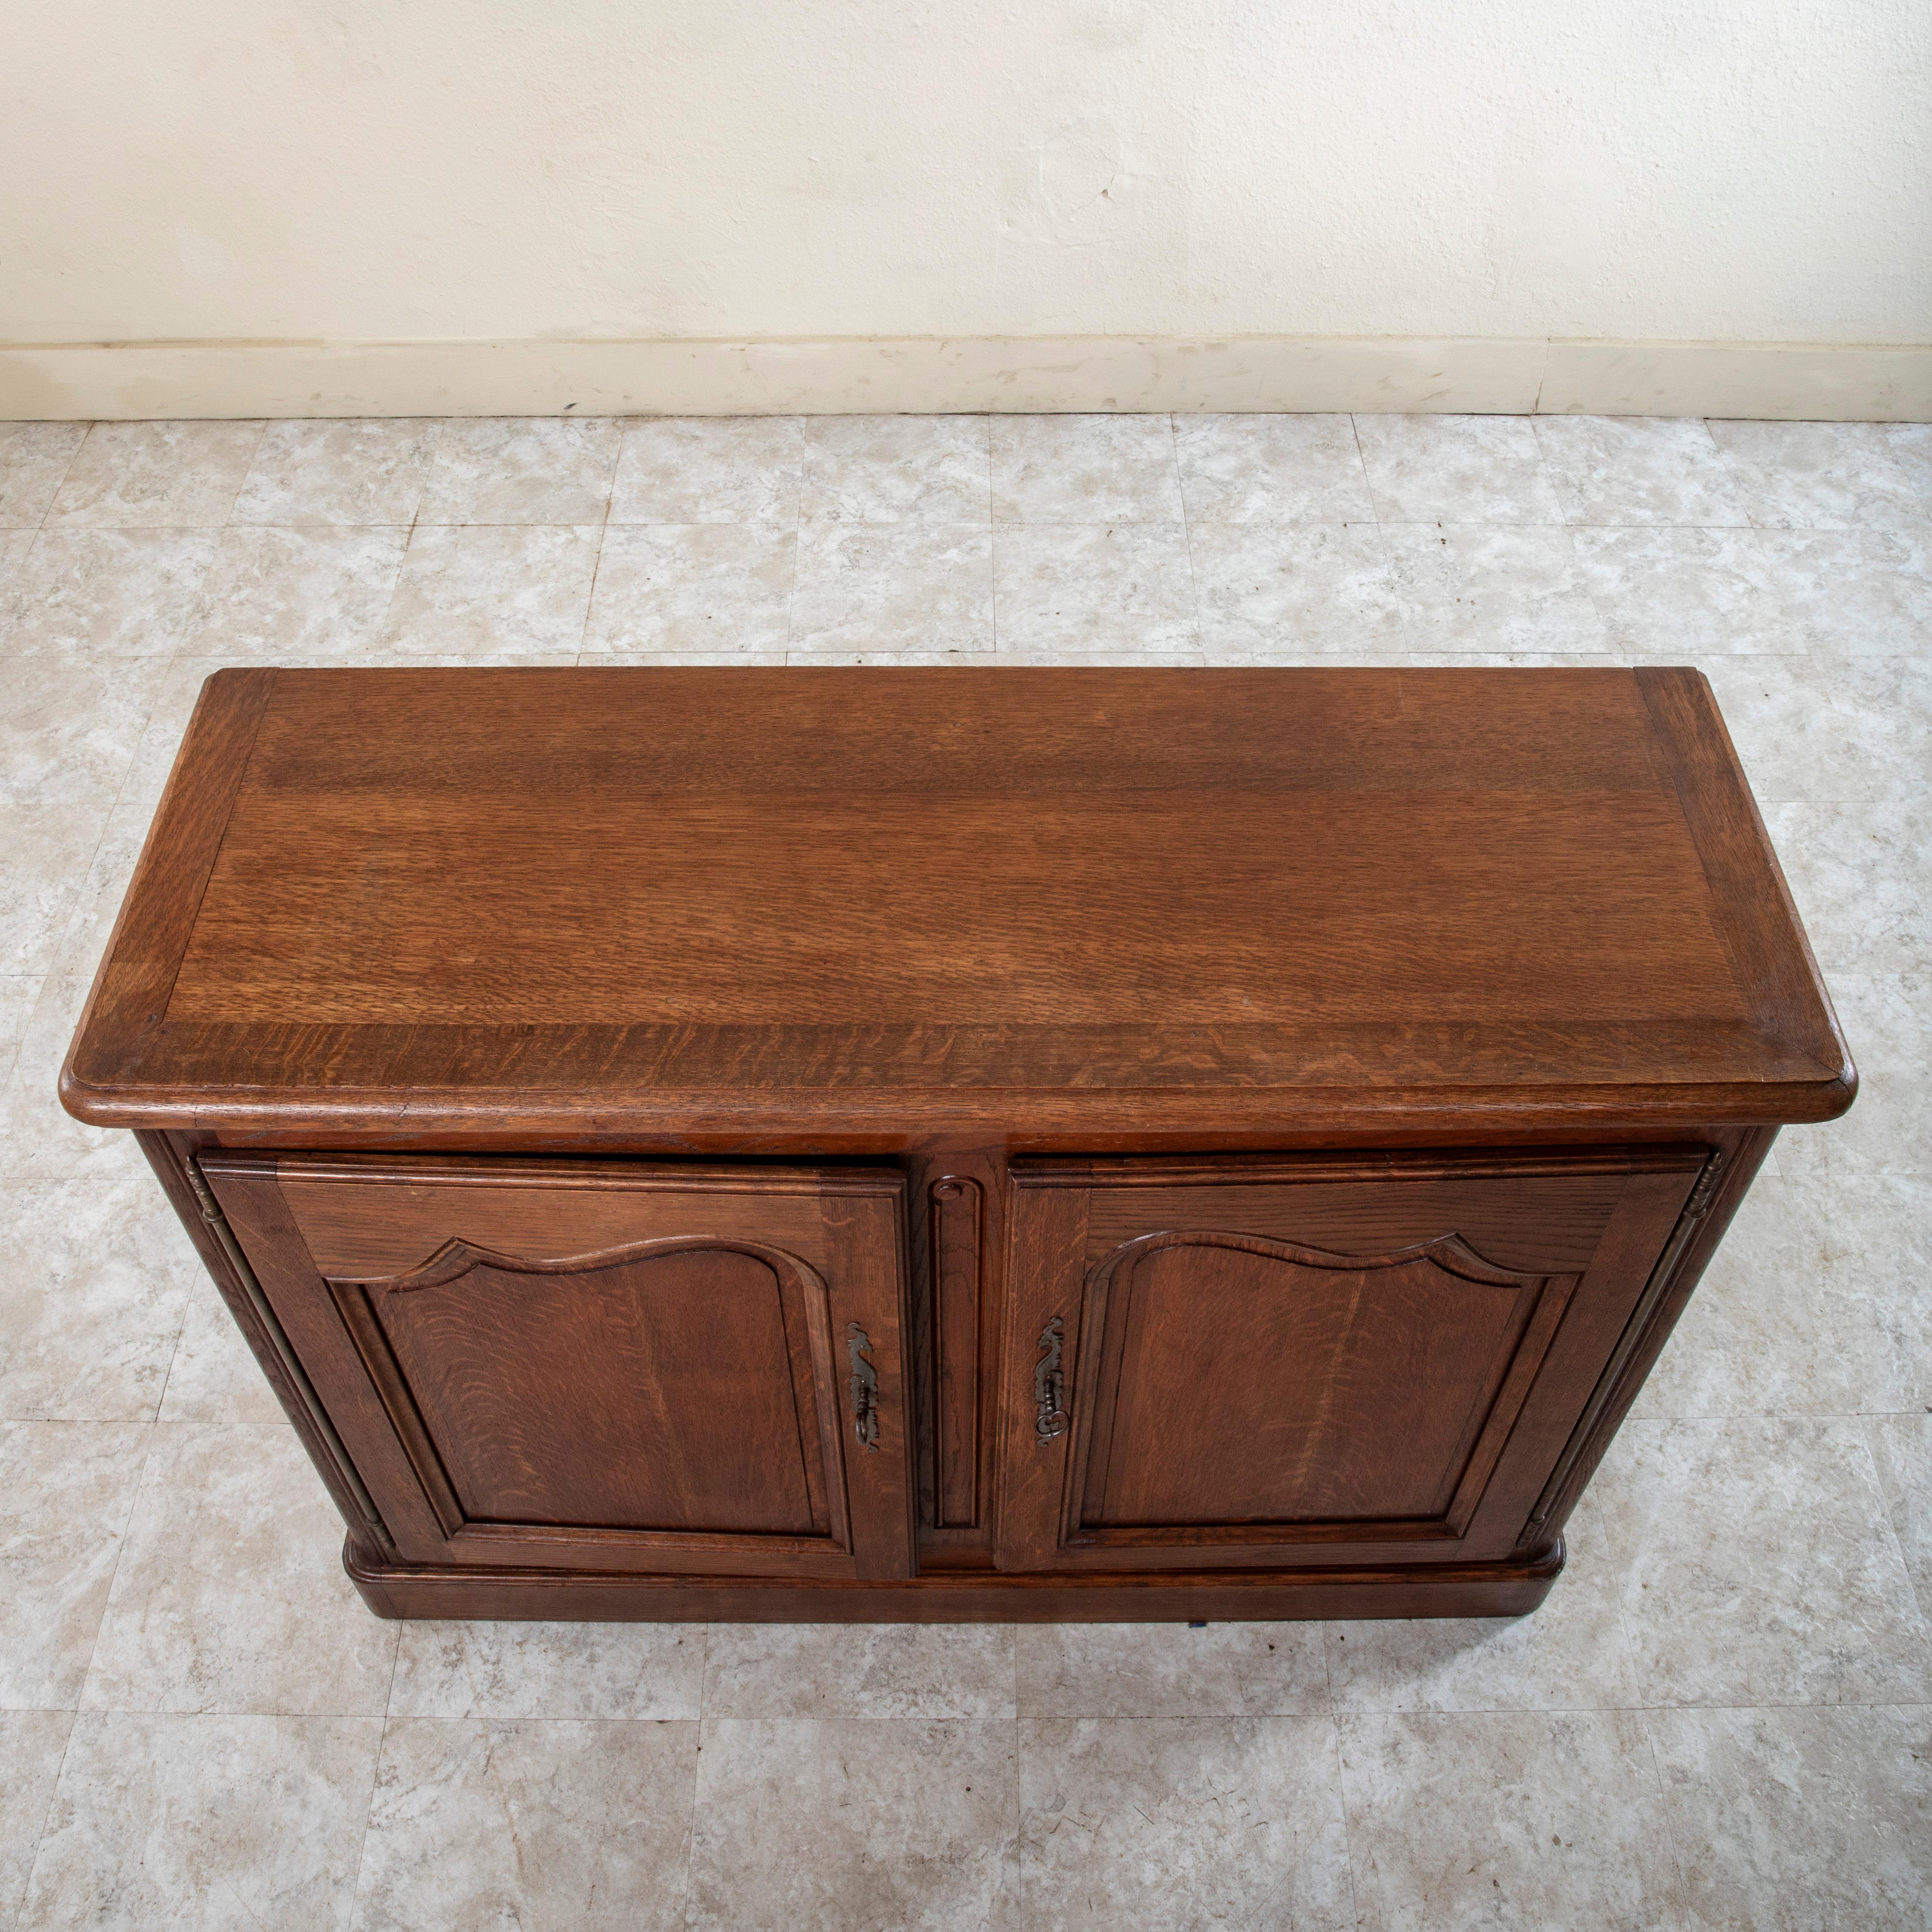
[0,802,107,978]
[352,1716,696,1932]
[100,653,226,822]
[0,424,87,529]
[1632,1174,1931,1419]
[0,1708,71,1923]
[1573,527,1801,655]
[1190,521,1403,655]
[44,421,264,530]
[33,790,152,985]
[0,653,167,815]
[382,523,598,654]
[1884,420,1932,500]
[786,648,1006,664]
[1015,1621,1327,1718]
[82,1423,400,1717]
[1355,414,1564,524]
[1326,1498,1639,1712]
[197,527,406,659]
[1776,972,1928,1179]
[705,1624,1013,1720]
[1592,1416,1932,1706]
[1820,656,1932,801]
[1708,418,1932,531]
[584,523,794,655]
[154,1275,285,1427]
[0,975,130,1183]
[1866,1415,1932,1618]
[983,647,1208,666]
[0,527,33,592]
[0,975,37,1087]
[0,530,218,658]
[589,649,789,666]
[994,523,1194,654]
[609,415,803,524]
[417,416,623,525]
[1763,797,1932,974]
[21,1710,380,1932]
[1692,655,1890,803]
[232,420,440,527]
[1020,1716,1351,1932]
[1384,524,1608,652]
[791,523,993,657]
[0,1422,150,1710]
[1648,1704,1932,1932]
[991,414,1183,524]
[1401,649,1631,668]
[1174,413,1374,524]
[1338,1709,1685,1932]
[388,1622,703,1720]
[688,1717,1018,1929]
[1533,415,1752,526]
[36,796,148,991]
[801,415,991,524]
[1755,529,1932,655]
[0,1164,199,1421]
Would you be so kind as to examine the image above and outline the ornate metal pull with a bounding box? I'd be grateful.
[1034,1315,1068,1443]
[845,1323,880,1452]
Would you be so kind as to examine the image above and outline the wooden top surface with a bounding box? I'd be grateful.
[62,666,1854,1140]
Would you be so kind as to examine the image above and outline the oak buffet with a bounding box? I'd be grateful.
[61,667,1854,1622]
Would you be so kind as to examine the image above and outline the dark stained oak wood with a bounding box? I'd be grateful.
[203,1152,916,1581]
[63,668,1852,1622]
[343,1541,1570,1622]
[993,1145,1702,1574]
[62,667,1853,1141]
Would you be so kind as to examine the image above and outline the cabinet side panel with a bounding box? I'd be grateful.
[1458,1159,1712,1554]
[1508,1125,1778,1545]
[204,1156,454,1562]
[138,1131,393,1562]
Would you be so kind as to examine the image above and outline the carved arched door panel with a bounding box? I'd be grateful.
[332,1235,852,1548]
[1068,1230,1565,1541]
[203,1152,913,1580]
[997,1149,1706,1573]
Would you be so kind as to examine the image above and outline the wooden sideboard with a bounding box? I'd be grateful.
[61,667,1853,1622]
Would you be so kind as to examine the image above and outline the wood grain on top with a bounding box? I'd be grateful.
[61,667,1854,1138]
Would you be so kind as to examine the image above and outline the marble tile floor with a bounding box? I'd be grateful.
[0,410,1927,1929]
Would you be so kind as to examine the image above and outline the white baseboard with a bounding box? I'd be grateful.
[1,335,1926,420]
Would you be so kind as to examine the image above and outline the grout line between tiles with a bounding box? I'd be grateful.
[1327,1702,1363,1932]
[6,1705,79,1927]
[988,417,1001,657]
[346,1713,391,1927]
[1168,412,1203,656]
[39,420,93,534]
[63,1416,159,1715]
[684,1636,708,1932]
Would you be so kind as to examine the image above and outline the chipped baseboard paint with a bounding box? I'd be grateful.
[1,336,1926,420]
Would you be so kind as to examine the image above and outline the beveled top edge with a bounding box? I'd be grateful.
[59,664,1857,1132]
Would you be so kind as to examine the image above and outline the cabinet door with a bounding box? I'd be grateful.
[204,1153,913,1579]
[995,1148,1706,1573]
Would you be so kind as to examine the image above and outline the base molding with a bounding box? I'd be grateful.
[344,1538,1565,1622]
[2,336,1926,421]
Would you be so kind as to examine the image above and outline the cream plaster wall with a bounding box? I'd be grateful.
[3,0,1929,415]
